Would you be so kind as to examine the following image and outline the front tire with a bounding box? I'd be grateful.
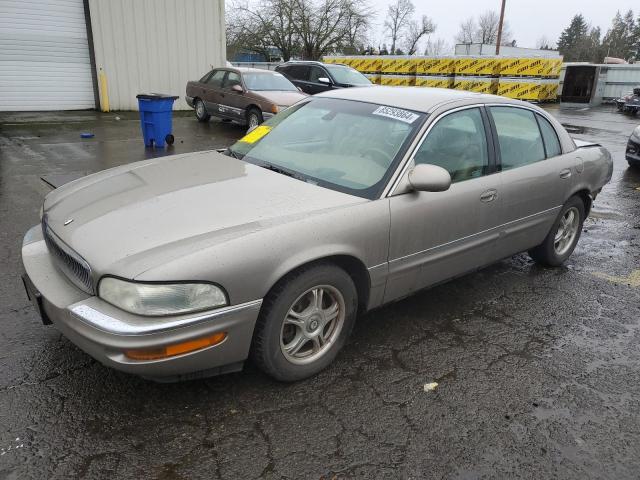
[194,99,210,122]
[246,107,263,129]
[251,264,358,382]
[529,196,585,266]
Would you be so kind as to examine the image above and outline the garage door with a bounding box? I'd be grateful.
[0,0,95,111]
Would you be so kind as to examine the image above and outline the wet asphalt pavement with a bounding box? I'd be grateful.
[1,104,640,479]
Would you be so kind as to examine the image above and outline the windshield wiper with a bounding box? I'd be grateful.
[258,162,303,180]
[225,148,242,159]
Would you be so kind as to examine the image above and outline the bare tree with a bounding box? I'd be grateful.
[384,0,415,54]
[535,35,553,49]
[424,37,450,56]
[455,17,475,44]
[403,15,436,55]
[293,0,370,59]
[476,11,502,44]
[453,10,512,46]
[226,0,371,61]
[227,0,299,61]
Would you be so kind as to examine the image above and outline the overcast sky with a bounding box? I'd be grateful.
[368,0,637,51]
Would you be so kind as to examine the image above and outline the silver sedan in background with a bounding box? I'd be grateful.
[21,87,613,382]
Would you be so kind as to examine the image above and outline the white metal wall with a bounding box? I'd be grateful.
[88,0,226,110]
[0,0,95,111]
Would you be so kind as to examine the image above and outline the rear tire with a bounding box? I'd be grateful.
[529,196,585,267]
[246,107,263,129]
[251,264,357,382]
[194,99,210,122]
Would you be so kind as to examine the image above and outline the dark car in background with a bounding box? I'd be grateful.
[275,61,372,95]
[186,67,307,128]
[616,87,640,115]
[627,125,640,167]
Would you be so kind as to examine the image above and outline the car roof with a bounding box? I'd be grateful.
[234,67,280,74]
[316,86,515,113]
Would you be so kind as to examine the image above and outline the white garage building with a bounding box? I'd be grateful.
[0,0,226,111]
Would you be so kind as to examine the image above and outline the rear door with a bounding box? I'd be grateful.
[280,65,311,93]
[487,105,575,256]
[385,106,502,302]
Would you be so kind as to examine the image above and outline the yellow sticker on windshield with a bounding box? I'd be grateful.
[240,125,271,144]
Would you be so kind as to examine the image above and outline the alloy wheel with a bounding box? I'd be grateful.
[280,285,345,365]
[554,207,580,255]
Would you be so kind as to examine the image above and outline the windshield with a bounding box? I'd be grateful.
[243,72,297,91]
[325,65,371,85]
[228,97,425,199]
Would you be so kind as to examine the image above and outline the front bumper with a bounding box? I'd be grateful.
[21,225,261,382]
[627,138,640,163]
[185,95,194,108]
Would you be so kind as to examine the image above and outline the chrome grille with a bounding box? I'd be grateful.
[42,216,94,294]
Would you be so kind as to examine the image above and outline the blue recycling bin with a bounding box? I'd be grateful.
[136,93,178,148]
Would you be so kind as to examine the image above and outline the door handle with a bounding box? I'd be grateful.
[480,189,497,202]
[559,168,572,179]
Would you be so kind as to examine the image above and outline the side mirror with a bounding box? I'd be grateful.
[407,164,451,192]
[232,84,244,93]
[297,86,303,92]
[318,77,331,85]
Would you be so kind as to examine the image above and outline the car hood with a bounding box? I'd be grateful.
[43,151,363,278]
[251,90,307,106]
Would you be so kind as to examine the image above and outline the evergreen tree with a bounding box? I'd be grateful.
[557,14,589,61]
[602,10,635,60]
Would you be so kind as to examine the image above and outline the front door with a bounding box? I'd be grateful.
[307,66,332,94]
[219,71,246,122]
[487,106,576,256]
[202,69,227,115]
[385,106,502,302]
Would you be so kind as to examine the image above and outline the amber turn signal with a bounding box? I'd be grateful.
[125,332,227,361]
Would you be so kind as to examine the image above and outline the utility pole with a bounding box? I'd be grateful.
[495,0,506,55]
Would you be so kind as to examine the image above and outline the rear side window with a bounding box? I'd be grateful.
[536,114,562,157]
[207,70,226,88]
[288,65,309,80]
[199,70,213,83]
[490,106,545,170]
[414,107,489,182]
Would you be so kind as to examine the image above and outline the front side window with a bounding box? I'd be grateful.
[224,71,242,88]
[228,98,426,199]
[309,66,328,83]
[536,114,562,158]
[414,108,489,182]
[207,70,226,88]
[325,65,371,85]
[490,106,545,170]
[244,72,297,91]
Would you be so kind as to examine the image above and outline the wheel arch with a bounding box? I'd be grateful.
[570,188,593,216]
[245,104,262,117]
[262,254,372,315]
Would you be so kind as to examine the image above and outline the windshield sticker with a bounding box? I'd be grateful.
[239,125,272,144]
[372,106,419,124]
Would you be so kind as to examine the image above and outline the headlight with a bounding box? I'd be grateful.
[632,126,640,142]
[98,277,228,316]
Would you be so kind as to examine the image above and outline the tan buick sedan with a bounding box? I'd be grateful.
[185,67,307,128]
[22,87,612,382]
